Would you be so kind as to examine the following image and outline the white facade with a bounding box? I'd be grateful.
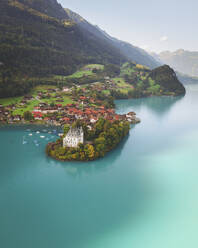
[63,127,84,148]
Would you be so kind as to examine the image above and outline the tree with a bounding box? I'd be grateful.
[104,64,121,77]
[64,124,70,134]
[85,144,95,160]
[23,111,33,121]
[95,118,105,135]
[50,102,55,107]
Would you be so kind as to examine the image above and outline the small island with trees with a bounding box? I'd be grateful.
[46,118,130,161]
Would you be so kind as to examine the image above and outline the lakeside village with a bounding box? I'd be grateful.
[0,83,140,127]
[0,80,140,161]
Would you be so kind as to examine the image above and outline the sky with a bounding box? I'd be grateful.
[58,0,198,53]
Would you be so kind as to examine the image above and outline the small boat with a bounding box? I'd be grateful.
[22,136,27,145]
[36,131,40,134]
[29,133,33,136]
[40,136,45,139]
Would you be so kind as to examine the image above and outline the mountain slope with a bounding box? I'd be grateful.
[148,65,186,95]
[119,63,185,97]
[159,49,198,77]
[0,0,127,77]
[0,0,185,98]
[65,8,160,69]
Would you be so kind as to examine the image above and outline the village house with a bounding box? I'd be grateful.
[63,126,84,148]
[32,111,43,120]
[13,115,21,122]
[62,87,71,93]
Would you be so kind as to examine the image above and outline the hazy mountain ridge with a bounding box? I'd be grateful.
[158,49,198,77]
[176,72,198,85]
[65,8,160,69]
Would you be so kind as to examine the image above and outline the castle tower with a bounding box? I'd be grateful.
[63,126,84,148]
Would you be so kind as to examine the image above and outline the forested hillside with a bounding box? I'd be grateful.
[0,0,184,99]
[0,0,127,97]
[65,8,160,69]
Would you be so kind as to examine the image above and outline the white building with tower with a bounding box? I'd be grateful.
[63,127,84,148]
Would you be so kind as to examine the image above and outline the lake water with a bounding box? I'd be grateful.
[1,85,198,248]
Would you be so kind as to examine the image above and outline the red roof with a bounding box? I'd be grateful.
[62,117,70,121]
[33,113,43,118]
[32,111,42,115]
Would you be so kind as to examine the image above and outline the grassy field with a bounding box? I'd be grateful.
[0,96,23,106]
[120,63,135,76]
[112,77,134,94]
[31,85,57,94]
[13,100,40,115]
[113,78,133,88]
[41,95,72,105]
[1,85,73,115]
[83,64,104,70]
[67,70,94,79]
[34,85,57,90]
[62,64,105,79]
[102,90,110,95]
[119,88,133,94]
[12,95,72,115]
[31,85,73,109]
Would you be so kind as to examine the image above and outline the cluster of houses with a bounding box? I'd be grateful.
[0,104,22,123]
[0,97,140,126]
[0,105,10,122]
[0,79,141,126]
[31,102,140,127]
[88,80,116,93]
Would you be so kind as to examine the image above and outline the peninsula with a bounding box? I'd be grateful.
[46,118,131,161]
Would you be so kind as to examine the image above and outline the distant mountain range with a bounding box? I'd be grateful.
[157,49,198,77]
[151,50,198,84]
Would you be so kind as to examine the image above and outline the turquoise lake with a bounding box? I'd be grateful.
[1,85,198,248]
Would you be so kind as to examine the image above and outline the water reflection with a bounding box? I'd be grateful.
[51,135,131,178]
[116,95,183,116]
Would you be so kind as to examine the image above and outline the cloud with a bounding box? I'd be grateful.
[160,36,168,42]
